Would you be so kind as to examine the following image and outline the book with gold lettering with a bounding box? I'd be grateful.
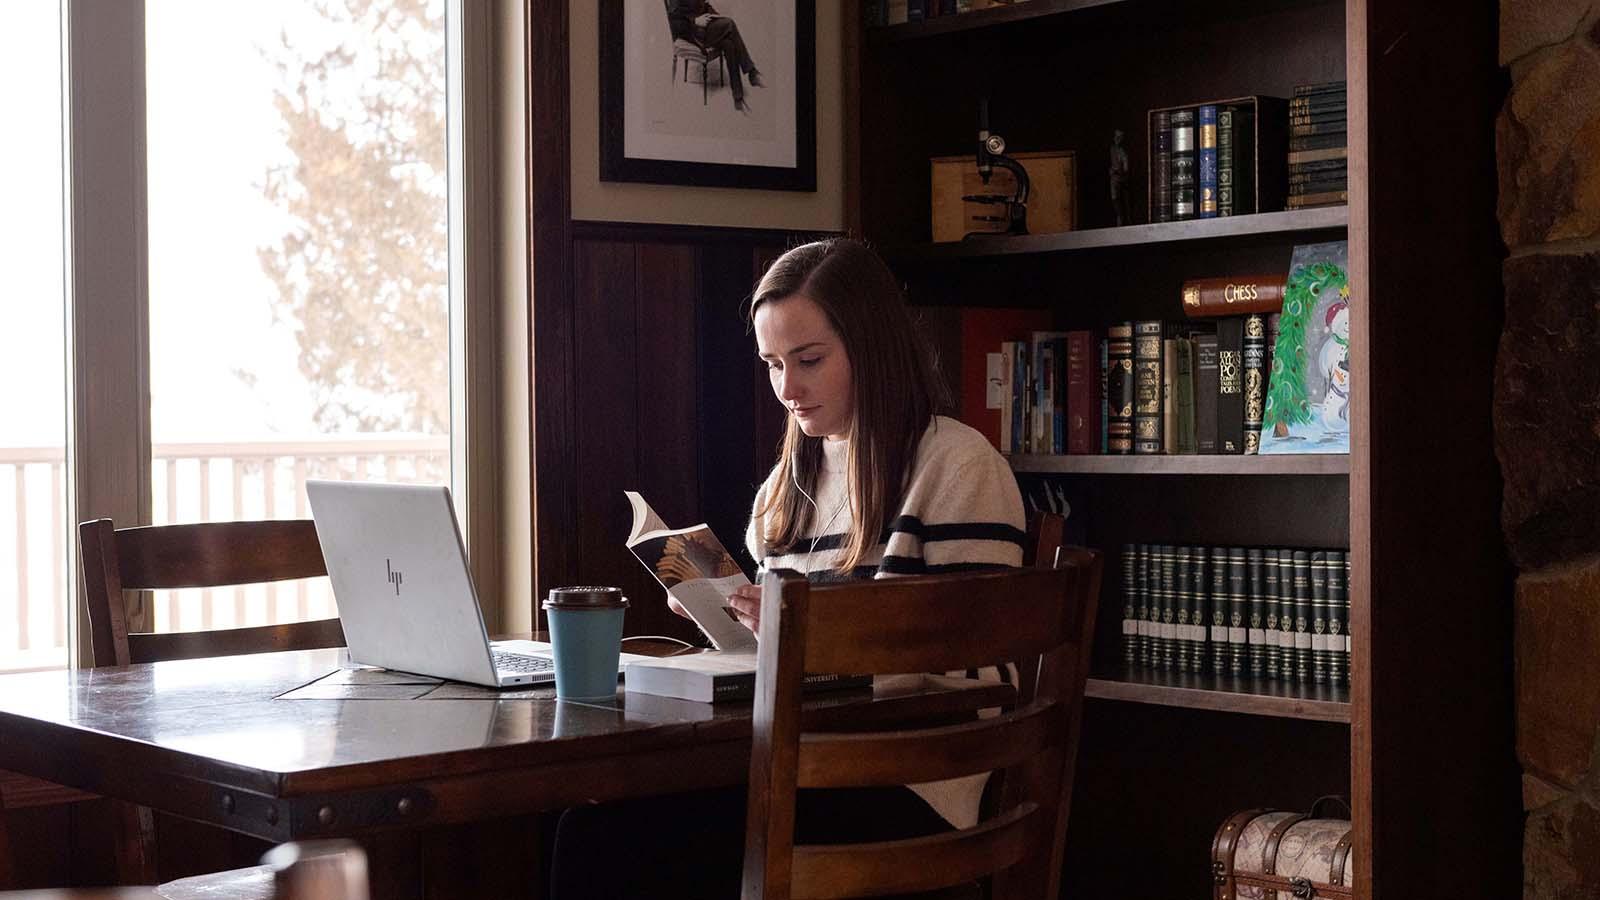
[1181,275,1286,318]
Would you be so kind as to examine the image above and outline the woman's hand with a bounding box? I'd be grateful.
[725,584,763,635]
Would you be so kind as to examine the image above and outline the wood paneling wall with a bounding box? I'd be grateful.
[542,224,803,642]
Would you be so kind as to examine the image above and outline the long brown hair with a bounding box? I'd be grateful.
[749,239,945,572]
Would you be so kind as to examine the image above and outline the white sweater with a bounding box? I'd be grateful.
[745,416,1026,827]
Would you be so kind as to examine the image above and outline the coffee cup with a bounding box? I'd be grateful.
[542,586,628,701]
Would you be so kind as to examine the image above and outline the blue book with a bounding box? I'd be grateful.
[1198,105,1219,218]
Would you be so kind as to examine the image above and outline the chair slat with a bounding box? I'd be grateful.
[801,567,1084,676]
[797,699,1060,788]
[790,802,1040,900]
[128,618,346,666]
[116,520,327,589]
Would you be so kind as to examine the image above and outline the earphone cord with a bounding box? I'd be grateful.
[793,463,846,559]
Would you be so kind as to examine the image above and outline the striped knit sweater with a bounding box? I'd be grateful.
[745,416,1026,828]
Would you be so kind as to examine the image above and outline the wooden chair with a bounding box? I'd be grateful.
[663,0,725,105]
[742,560,1101,900]
[60,519,344,899]
[260,841,367,900]
[78,519,342,668]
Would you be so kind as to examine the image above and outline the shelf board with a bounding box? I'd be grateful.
[868,0,1129,44]
[885,207,1349,263]
[1010,454,1349,476]
[1086,670,1351,723]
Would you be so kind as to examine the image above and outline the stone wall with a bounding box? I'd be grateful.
[1496,2,1600,897]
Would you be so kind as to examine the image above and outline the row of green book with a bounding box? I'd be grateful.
[1287,81,1348,210]
[1119,543,1351,687]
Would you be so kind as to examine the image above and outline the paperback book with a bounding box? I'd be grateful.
[624,650,872,703]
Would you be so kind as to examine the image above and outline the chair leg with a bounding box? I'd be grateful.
[702,60,709,105]
[112,801,159,884]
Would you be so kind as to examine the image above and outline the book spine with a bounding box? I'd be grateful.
[907,0,925,21]
[1192,546,1211,675]
[1133,321,1164,455]
[1310,550,1330,684]
[1151,111,1173,223]
[1174,547,1192,673]
[1159,545,1176,672]
[1053,336,1068,454]
[1034,340,1052,454]
[1260,547,1286,679]
[1181,275,1288,318]
[1176,337,1197,454]
[1099,337,1110,454]
[1193,333,1220,454]
[1136,543,1153,667]
[1288,147,1350,166]
[1170,109,1197,220]
[1290,178,1352,195]
[1231,104,1257,215]
[1066,331,1096,454]
[1122,545,1138,668]
[1216,107,1235,217]
[1228,547,1246,677]
[1293,550,1312,684]
[1289,132,1349,152]
[1010,341,1027,455]
[1231,548,1251,678]
[1288,101,1349,120]
[1216,317,1245,454]
[1290,120,1349,137]
[1340,554,1352,685]
[1286,190,1350,208]
[1294,80,1347,97]
[1326,550,1348,685]
[1106,323,1135,455]
[1197,105,1218,218]
[1160,339,1177,454]
[1288,157,1350,176]
[998,342,1013,456]
[1243,314,1266,454]
[1208,547,1228,677]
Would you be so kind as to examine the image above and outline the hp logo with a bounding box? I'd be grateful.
[386,558,403,596]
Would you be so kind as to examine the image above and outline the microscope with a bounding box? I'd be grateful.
[965,97,1030,238]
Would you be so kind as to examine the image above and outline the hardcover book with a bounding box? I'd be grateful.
[1260,549,1279,679]
[1261,240,1351,454]
[1216,317,1245,454]
[1243,314,1267,454]
[623,492,758,652]
[1121,545,1138,667]
[1066,330,1099,454]
[1193,333,1220,453]
[1133,321,1164,454]
[1106,323,1136,454]
[1209,546,1229,677]
[1197,105,1218,218]
[1310,551,1330,684]
[1175,547,1193,672]
[624,651,871,703]
[1292,551,1312,684]
[1169,109,1197,220]
[1151,111,1173,223]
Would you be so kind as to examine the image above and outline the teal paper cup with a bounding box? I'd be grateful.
[543,586,628,701]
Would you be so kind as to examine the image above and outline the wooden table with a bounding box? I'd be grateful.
[0,648,1010,898]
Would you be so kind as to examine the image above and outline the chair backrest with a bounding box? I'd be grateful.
[262,840,369,900]
[1023,510,1066,568]
[741,559,1101,900]
[79,518,344,667]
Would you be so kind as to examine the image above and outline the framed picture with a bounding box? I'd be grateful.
[599,0,816,191]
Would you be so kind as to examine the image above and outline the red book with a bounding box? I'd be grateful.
[1065,330,1099,454]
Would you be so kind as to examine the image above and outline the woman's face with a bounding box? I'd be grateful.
[754,293,855,441]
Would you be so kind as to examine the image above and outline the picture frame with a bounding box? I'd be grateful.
[599,0,817,192]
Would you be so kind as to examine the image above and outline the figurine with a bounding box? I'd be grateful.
[1109,128,1132,227]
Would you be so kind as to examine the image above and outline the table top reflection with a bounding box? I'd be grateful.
[0,647,1008,842]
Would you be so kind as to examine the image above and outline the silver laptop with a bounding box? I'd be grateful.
[306,480,648,689]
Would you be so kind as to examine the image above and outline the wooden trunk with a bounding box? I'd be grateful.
[1212,808,1354,900]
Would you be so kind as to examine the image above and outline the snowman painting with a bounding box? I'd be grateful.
[1317,296,1350,433]
[1261,241,1351,454]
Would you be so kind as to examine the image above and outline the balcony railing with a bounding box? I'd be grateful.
[0,436,449,672]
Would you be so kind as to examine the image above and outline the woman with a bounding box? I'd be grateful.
[548,238,1025,899]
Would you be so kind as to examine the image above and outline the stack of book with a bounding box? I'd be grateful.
[1148,97,1280,222]
[996,330,1103,456]
[1119,543,1351,687]
[1287,81,1347,209]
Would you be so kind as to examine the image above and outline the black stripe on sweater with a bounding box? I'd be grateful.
[887,516,1027,548]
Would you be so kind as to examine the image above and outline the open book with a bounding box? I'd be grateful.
[623,492,758,652]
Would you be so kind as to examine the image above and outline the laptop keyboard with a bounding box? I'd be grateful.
[492,651,555,674]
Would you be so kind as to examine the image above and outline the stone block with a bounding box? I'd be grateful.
[1516,561,1600,788]
[1498,41,1600,247]
[1524,794,1600,900]
[1495,252,1600,568]
[1526,772,1572,811]
[1501,0,1598,65]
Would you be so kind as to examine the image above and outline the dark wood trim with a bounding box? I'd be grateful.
[867,0,1128,44]
[529,0,576,602]
[570,219,833,246]
[842,0,863,237]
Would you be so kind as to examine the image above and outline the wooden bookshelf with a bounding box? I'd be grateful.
[1086,671,1351,723]
[885,206,1348,262]
[1010,454,1349,476]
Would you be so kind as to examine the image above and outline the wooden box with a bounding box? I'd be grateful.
[929,150,1077,243]
[1147,95,1288,221]
[1211,807,1354,900]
